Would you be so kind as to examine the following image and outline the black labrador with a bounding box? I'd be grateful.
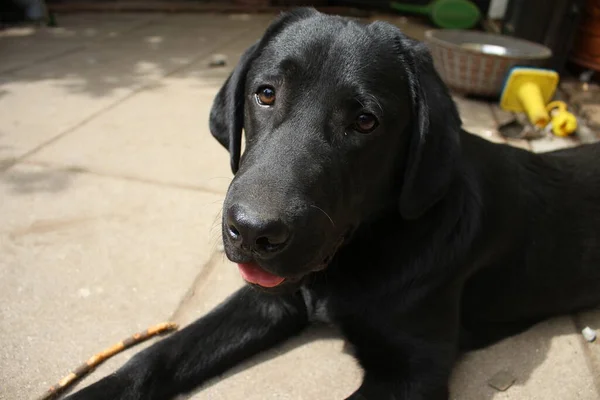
[66,8,600,400]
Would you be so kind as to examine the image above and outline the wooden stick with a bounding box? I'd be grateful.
[37,322,178,400]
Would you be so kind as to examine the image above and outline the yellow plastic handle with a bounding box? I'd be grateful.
[518,82,550,127]
[546,101,567,113]
[546,101,577,137]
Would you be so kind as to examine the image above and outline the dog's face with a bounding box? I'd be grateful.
[209,9,461,290]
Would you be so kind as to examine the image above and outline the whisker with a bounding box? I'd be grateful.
[366,93,384,115]
[211,209,223,227]
[354,96,365,108]
[310,205,335,228]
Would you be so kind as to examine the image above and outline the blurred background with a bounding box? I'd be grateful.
[4,0,599,138]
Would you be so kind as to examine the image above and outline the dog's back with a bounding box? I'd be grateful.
[461,133,600,329]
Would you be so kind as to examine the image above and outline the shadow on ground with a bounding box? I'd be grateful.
[174,312,593,399]
[0,13,266,98]
[451,315,591,399]
[1,163,76,193]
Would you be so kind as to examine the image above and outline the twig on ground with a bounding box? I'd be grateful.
[37,322,179,400]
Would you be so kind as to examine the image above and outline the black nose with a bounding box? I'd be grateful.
[226,205,290,256]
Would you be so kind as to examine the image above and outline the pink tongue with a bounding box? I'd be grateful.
[237,263,285,288]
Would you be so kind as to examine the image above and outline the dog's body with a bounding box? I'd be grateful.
[66,9,600,400]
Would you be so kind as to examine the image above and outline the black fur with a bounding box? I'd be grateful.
[66,9,600,400]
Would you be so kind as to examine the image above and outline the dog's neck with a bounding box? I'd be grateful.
[319,163,481,295]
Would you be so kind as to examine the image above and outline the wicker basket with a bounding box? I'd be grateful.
[425,30,552,98]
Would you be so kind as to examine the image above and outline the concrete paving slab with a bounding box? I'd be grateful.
[0,162,223,400]
[0,77,135,168]
[575,308,600,393]
[7,14,268,93]
[167,34,264,88]
[451,316,598,400]
[0,27,84,76]
[29,82,233,194]
[0,14,267,167]
[24,20,271,194]
[504,137,532,151]
[489,105,515,128]
[453,95,506,144]
[579,102,600,132]
[0,13,161,75]
[529,135,580,153]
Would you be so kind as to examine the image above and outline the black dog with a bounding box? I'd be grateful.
[66,8,600,400]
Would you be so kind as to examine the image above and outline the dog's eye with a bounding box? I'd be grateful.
[256,86,276,106]
[353,113,378,134]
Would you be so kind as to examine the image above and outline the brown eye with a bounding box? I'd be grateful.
[256,86,276,106]
[353,113,378,133]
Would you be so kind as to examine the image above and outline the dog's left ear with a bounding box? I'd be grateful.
[209,8,319,174]
[395,36,462,220]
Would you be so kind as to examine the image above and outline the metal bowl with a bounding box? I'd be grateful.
[425,30,552,97]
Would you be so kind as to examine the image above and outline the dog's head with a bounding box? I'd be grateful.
[209,8,461,290]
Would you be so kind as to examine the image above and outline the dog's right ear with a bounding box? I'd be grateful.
[208,42,258,174]
[209,7,319,174]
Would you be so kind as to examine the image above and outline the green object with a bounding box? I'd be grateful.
[47,12,58,27]
[390,0,481,30]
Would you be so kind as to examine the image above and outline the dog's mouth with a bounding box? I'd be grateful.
[235,233,348,288]
[237,262,286,288]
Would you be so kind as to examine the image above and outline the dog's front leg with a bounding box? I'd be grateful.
[65,286,308,400]
[345,367,451,400]
[342,293,460,400]
[344,332,456,400]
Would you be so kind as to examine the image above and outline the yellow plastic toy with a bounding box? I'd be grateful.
[500,67,577,136]
[546,101,578,137]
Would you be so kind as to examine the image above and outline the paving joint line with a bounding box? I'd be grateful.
[168,250,225,324]
[18,159,229,196]
[1,24,257,175]
[0,46,86,76]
